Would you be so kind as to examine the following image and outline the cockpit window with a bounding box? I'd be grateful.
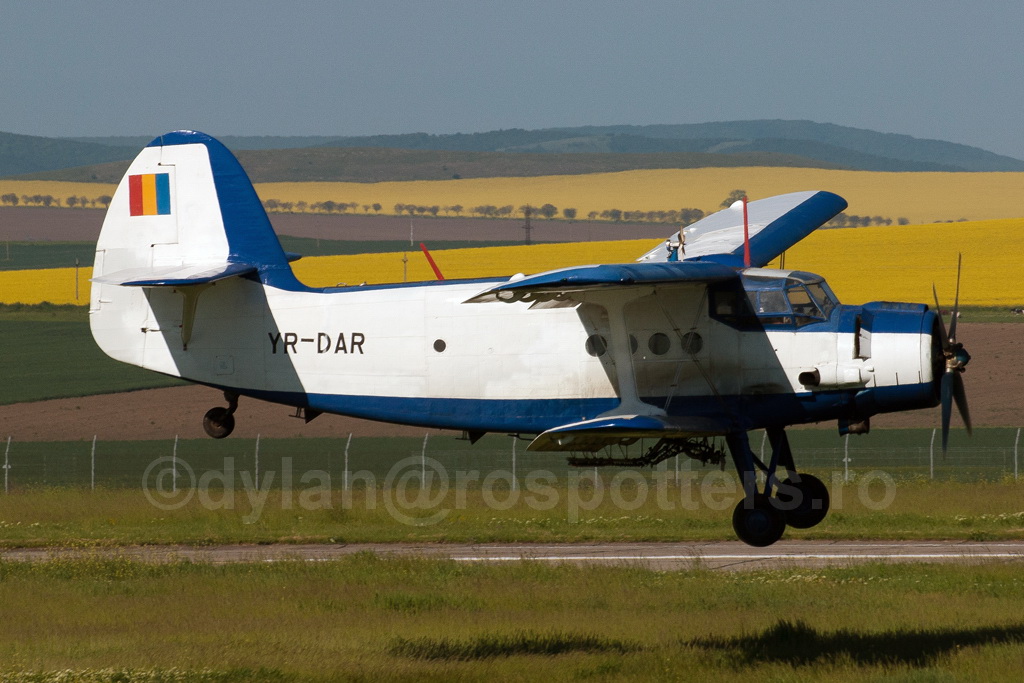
[740,272,839,328]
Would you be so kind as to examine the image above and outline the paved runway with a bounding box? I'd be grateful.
[4,540,1024,571]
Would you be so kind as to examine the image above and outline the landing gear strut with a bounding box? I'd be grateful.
[726,427,830,546]
[203,391,239,439]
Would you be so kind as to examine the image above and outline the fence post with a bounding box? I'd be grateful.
[344,433,352,491]
[843,434,850,483]
[91,435,97,491]
[511,436,518,491]
[3,436,10,494]
[172,435,179,494]
[1015,428,1020,481]
[255,434,261,490]
[421,433,429,487]
[930,428,936,480]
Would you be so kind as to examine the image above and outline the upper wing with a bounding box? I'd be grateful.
[638,190,847,267]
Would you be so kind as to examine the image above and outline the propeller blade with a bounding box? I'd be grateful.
[940,371,953,452]
[932,284,951,352]
[952,370,972,436]
[949,253,962,342]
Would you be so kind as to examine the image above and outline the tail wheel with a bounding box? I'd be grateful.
[203,406,235,439]
[774,473,830,529]
[732,494,786,547]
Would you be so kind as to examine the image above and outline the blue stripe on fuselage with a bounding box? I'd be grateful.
[208,382,938,436]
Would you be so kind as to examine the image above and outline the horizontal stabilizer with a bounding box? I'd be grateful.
[91,261,258,287]
[466,260,737,304]
[638,190,847,267]
[528,414,731,452]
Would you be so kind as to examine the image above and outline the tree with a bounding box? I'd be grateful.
[1,193,18,206]
[679,208,704,225]
[538,203,558,219]
[562,207,577,220]
[450,204,463,216]
[98,195,112,208]
[66,196,78,209]
[720,189,746,208]
[372,203,382,214]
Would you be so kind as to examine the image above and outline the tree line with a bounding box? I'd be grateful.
[0,190,908,227]
[1,193,112,208]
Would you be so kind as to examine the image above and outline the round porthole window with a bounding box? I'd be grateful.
[433,339,447,353]
[585,334,607,357]
[681,331,703,355]
[648,332,671,355]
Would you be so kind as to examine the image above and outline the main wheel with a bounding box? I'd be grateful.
[203,406,235,439]
[732,494,786,547]
[774,473,830,529]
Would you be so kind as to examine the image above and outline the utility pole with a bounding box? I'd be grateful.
[522,206,532,245]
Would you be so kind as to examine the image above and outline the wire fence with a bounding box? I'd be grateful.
[2,428,1021,493]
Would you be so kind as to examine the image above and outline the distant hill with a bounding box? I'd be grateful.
[6,120,1024,182]
[0,132,136,178]
[310,121,1024,172]
[13,147,840,184]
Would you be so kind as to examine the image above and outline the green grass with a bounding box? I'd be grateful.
[957,305,1024,323]
[0,316,184,404]
[0,301,88,321]
[0,557,1023,680]
[1,468,1022,547]
[0,241,96,271]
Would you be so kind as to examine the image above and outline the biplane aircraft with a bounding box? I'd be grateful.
[90,131,972,546]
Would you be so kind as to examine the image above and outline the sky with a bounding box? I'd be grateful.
[2,0,1024,159]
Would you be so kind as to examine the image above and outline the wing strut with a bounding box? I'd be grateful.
[588,289,665,419]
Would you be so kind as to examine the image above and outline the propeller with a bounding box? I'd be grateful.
[932,254,972,452]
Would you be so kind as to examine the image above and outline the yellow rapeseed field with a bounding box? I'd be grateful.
[256,169,1024,224]
[3,168,1024,223]
[5,218,1022,307]
[0,266,91,305]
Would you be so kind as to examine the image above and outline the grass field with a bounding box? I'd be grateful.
[0,555,1023,680]
[1,458,1022,547]
[0,310,183,404]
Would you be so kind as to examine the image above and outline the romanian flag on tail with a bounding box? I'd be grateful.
[128,173,171,216]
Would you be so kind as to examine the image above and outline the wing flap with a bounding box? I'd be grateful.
[527,414,731,452]
[638,190,847,267]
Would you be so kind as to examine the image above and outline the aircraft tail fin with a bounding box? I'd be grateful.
[91,130,300,290]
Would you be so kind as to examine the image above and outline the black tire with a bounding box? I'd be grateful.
[732,494,786,547]
[203,406,235,439]
[774,473,830,529]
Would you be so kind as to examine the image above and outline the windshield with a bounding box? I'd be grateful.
[741,271,839,327]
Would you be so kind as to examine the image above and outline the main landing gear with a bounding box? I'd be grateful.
[203,391,239,439]
[725,427,830,547]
